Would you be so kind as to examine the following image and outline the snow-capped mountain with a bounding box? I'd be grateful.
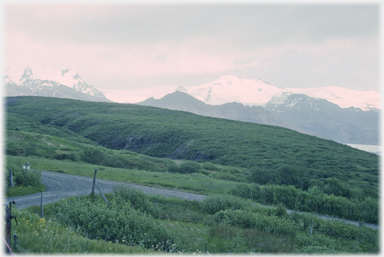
[264,93,379,145]
[137,88,379,146]
[119,75,379,111]
[180,75,287,107]
[4,67,109,102]
[181,75,379,111]
[138,91,299,131]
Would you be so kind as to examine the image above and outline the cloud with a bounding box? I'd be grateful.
[6,4,378,47]
[5,4,379,92]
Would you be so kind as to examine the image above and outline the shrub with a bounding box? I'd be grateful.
[6,162,42,188]
[209,172,247,182]
[229,183,261,201]
[199,195,251,215]
[260,186,274,204]
[112,186,160,218]
[179,161,202,174]
[202,162,220,171]
[212,209,300,236]
[167,162,182,173]
[275,203,287,218]
[56,196,175,251]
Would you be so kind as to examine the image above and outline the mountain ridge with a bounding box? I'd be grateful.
[139,91,378,145]
[120,75,379,111]
[183,75,380,111]
[138,91,300,132]
[4,67,110,102]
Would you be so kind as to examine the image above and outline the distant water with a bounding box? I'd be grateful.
[345,144,381,155]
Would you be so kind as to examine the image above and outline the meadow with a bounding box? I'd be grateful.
[4,96,380,254]
[12,187,378,254]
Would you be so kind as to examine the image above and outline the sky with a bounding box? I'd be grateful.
[4,2,380,103]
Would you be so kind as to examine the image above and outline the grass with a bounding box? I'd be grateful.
[6,184,46,198]
[22,194,297,254]
[6,96,379,200]
[6,155,236,195]
[9,208,152,254]
[3,96,379,254]
[5,154,379,224]
[18,192,377,254]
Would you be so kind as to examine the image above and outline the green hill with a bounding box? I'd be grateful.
[5,96,378,201]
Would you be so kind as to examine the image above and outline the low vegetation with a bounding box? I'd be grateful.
[5,158,45,197]
[12,187,378,254]
[4,96,379,254]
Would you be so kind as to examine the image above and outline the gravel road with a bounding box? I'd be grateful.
[5,170,378,230]
[5,170,206,210]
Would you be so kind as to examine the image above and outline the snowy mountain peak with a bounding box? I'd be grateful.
[3,75,15,85]
[266,93,326,112]
[20,68,34,81]
[267,92,292,105]
[5,67,108,100]
[215,75,241,86]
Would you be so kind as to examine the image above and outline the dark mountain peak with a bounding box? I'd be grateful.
[73,73,81,80]
[61,68,70,76]
[175,85,187,93]
[163,91,203,101]
[138,91,207,114]
[21,67,33,80]
[137,91,297,131]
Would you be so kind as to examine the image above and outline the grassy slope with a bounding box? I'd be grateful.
[5,96,378,198]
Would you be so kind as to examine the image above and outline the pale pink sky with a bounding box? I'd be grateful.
[4,3,379,102]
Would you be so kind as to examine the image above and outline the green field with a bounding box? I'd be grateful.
[4,96,379,254]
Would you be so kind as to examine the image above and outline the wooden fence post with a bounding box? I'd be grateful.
[91,169,98,195]
[13,234,17,250]
[4,201,17,253]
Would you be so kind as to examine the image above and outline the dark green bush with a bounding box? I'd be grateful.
[228,183,261,201]
[167,162,182,173]
[199,195,251,215]
[202,162,220,171]
[112,186,160,218]
[228,183,378,224]
[213,209,300,236]
[275,203,287,218]
[209,172,247,182]
[56,196,175,251]
[179,161,202,174]
[260,186,274,204]
[8,166,42,188]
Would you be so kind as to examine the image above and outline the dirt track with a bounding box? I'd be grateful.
[5,170,206,209]
[5,170,378,230]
